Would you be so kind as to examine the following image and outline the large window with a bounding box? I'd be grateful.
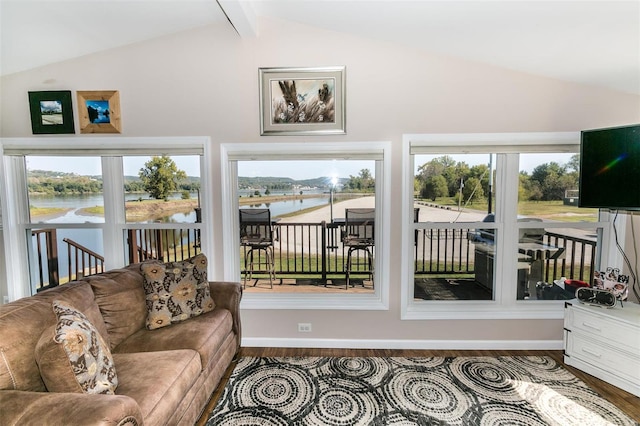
[0,137,209,300]
[221,142,391,310]
[402,133,610,319]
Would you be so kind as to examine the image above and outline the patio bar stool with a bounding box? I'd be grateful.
[239,208,276,288]
[342,208,375,289]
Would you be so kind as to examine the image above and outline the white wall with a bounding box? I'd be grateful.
[2,17,639,346]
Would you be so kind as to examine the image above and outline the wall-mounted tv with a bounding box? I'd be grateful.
[579,124,640,210]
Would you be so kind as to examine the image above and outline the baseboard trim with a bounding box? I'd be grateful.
[242,337,564,350]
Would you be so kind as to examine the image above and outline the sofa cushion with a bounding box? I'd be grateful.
[35,301,118,394]
[0,281,106,392]
[114,308,232,370]
[141,254,214,330]
[113,350,201,425]
[87,268,147,349]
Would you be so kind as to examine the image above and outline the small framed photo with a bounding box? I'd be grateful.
[77,90,122,133]
[28,91,75,134]
[259,66,346,135]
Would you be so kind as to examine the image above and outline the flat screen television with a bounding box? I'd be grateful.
[579,124,640,210]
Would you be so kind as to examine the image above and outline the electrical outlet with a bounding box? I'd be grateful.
[298,323,312,332]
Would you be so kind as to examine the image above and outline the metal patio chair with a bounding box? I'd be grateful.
[342,208,375,289]
[239,208,276,288]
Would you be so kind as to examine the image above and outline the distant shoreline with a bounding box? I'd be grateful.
[29,193,370,222]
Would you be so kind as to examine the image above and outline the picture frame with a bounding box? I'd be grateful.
[259,66,346,135]
[76,90,122,133]
[28,90,75,134]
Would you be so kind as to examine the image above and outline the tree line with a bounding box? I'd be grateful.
[28,156,198,200]
[416,155,580,203]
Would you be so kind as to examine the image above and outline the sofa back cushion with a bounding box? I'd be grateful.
[87,265,147,349]
[0,282,106,392]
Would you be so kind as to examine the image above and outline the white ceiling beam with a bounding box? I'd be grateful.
[217,0,257,37]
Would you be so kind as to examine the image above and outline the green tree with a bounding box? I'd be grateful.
[567,154,580,172]
[343,169,375,192]
[461,176,484,203]
[530,162,566,200]
[420,175,448,201]
[138,155,187,200]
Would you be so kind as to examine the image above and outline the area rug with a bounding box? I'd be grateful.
[206,356,635,425]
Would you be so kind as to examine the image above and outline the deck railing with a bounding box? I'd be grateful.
[32,229,59,291]
[543,231,597,283]
[126,228,201,263]
[63,237,105,282]
[30,222,597,290]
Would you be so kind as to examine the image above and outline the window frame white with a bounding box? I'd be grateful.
[0,137,212,300]
[220,141,391,311]
[401,132,614,320]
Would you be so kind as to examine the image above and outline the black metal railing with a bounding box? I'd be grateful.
[415,228,474,274]
[29,222,597,291]
[543,231,597,283]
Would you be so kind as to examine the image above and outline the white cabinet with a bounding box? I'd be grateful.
[564,300,640,397]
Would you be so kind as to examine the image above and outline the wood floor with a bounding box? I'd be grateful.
[196,348,640,425]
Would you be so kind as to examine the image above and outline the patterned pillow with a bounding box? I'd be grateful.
[141,254,215,330]
[35,301,118,394]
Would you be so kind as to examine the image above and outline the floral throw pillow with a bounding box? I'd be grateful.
[35,301,118,394]
[141,254,215,330]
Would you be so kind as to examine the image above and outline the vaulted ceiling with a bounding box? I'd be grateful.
[1,1,638,95]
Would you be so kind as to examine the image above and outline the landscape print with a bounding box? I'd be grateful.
[39,100,63,125]
[85,100,111,124]
[271,78,335,124]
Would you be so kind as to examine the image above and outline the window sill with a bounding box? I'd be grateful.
[402,300,566,320]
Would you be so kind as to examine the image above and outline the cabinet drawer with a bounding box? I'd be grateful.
[566,332,640,382]
[565,308,639,352]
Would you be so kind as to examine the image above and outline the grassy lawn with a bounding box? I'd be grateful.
[30,206,71,218]
[419,197,599,222]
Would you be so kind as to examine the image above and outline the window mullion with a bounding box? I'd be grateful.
[495,153,520,305]
[101,157,126,270]
[1,156,31,299]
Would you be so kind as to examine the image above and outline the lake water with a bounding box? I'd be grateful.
[29,191,330,223]
[28,192,330,285]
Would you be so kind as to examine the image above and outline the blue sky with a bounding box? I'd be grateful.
[24,153,576,179]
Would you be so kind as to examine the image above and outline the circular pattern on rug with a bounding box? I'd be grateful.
[384,369,471,422]
[305,386,380,425]
[461,402,547,425]
[449,357,529,403]
[272,356,324,369]
[389,356,450,370]
[232,363,315,418]
[322,357,389,386]
[207,407,290,426]
[502,356,576,384]
[512,380,637,426]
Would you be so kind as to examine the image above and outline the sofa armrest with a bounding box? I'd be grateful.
[0,390,143,426]
[209,281,243,351]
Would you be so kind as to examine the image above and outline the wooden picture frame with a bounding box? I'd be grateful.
[77,90,122,133]
[259,66,346,135]
[28,90,75,134]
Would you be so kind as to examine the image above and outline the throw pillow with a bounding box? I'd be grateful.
[141,253,215,330]
[35,300,118,394]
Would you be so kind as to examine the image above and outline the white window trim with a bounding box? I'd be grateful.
[220,141,391,310]
[401,132,614,320]
[0,137,212,300]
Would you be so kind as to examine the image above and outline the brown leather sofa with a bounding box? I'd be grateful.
[0,261,242,426]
